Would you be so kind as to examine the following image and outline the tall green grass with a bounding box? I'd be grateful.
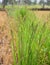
[9,7,50,65]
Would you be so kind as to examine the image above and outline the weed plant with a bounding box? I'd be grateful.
[9,7,50,65]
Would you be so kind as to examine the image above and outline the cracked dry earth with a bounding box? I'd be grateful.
[0,11,13,65]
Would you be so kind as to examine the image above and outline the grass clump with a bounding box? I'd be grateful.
[9,7,50,65]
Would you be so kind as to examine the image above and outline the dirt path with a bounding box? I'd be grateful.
[0,11,13,65]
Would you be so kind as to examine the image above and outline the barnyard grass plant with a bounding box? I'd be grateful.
[9,7,50,65]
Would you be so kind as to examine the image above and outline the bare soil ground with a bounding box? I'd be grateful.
[34,11,50,28]
[34,11,50,19]
[0,11,13,65]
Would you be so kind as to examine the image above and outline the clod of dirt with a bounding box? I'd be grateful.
[0,57,3,65]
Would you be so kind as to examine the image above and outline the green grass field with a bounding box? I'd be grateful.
[8,7,50,65]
